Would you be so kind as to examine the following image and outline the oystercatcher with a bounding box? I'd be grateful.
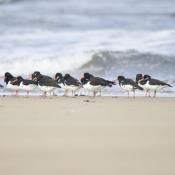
[4,72,19,96]
[143,74,172,97]
[82,72,116,97]
[55,73,65,89]
[17,76,38,96]
[118,75,143,98]
[136,74,150,97]
[63,74,81,96]
[32,72,60,96]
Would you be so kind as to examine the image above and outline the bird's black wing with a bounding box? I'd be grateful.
[39,78,61,88]
[43,75,52,79]
[149,79,172,87]
[90,77,115,87]
[90,78,102,86]
[89,77,108,86]
[65,76,81,86]
[23,79,38,86]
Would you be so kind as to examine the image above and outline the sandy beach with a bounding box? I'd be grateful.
[0,96,175,175]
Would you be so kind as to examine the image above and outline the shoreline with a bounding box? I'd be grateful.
[0,89,175,98]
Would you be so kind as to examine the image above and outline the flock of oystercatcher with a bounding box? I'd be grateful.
[0,71,172,98]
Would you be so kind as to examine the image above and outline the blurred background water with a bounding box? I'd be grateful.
[0,0,175,95]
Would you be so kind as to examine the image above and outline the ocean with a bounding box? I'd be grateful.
[0,0,175,96]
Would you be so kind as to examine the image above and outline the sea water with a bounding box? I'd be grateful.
[0,0,175,96]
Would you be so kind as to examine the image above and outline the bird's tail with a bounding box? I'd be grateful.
[165,83,172,87]
[107,81,116,87]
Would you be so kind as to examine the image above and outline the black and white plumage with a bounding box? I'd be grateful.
[0,84,3,88]
[82,72,116,97]
[32,71,52,80]
[81,76,103,96]
[32,72,60,96]
[63,74,81,96]
[55,73,81,96]
[4,72,19,96]
[118,75,143,98]
[140,74,172,97]
[55,73,65,89]
[136,74,144,87]
[17,76,38,96]
[136,74,150,97]
[84,73,116,87]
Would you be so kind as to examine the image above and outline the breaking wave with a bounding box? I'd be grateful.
[0,49,175,81]
[80,50,175,79]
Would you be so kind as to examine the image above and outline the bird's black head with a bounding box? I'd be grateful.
[80,77,89,85]
[118,75,125,82]
[32,71,41,80]
[64,74,71,79]
[136,74,143,83]
[32,71,42,81]
[144,74,151,80]
[55,72,63,81]
[5,72,13,79]
[84,72,93,80]
[4,72,14,84]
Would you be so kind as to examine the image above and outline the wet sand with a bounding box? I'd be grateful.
[0,96,175,175]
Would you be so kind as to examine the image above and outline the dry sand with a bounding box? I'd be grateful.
[0,96,175,175]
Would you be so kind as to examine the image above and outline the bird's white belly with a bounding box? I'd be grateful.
[19,83,37,91]
[65,84,80,91]
[83,83,102,92]
[38,85,55,92]
[145,82,162,91]
[121,84,133,91]
[6,83,19,91]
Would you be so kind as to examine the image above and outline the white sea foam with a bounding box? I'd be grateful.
[0,30,175,76]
